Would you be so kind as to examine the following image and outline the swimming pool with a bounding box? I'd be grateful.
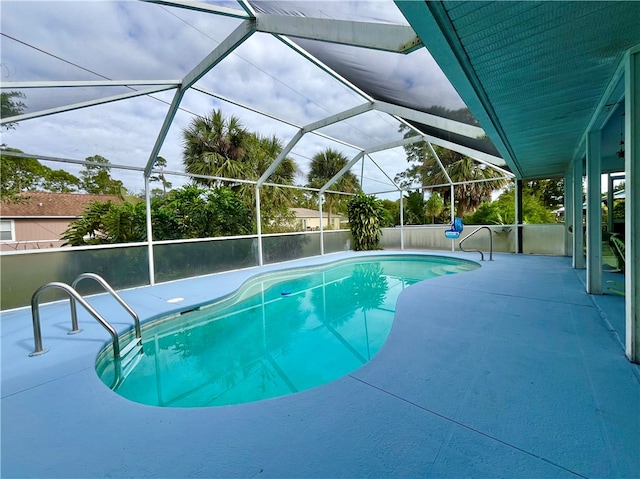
[96,255,479,407]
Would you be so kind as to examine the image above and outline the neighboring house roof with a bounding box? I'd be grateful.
[290,208,344,219]
[0,192,122,218]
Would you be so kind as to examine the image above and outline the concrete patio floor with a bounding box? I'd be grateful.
[1,251,639,478]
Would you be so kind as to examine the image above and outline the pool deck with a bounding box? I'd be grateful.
[2,251,639,478]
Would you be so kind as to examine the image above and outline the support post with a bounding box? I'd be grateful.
[564,170,574,257]
[319,192,325,255]
[625,48,640,362]
[572,158,585,269]
[586,129,602,294]
[450,184,455,252]
[399,190,404,250]
[144,177,155,286]
[607,174,614,234]
[256,185,263,266]
[516,179,523,254]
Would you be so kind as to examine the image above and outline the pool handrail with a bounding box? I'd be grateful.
[459,226,493,261]
[71,273,141,341]
[30,282,121,358]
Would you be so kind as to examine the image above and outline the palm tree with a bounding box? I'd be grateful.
[307,148,360,226]
[182,110,300,231]
[248,134,297,207]
[182,110,251,187]
[425,191,444,224]
[245,133,298,230]
[429,153,509,217]
[395,126,509,218]
[149,156,172,195]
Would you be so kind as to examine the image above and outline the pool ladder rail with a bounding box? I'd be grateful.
[29,273,143,372]
[459,226,494,261]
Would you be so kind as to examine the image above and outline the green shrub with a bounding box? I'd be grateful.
[347,193,385,251]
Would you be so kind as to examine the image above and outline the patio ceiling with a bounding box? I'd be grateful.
[397,1,640,179]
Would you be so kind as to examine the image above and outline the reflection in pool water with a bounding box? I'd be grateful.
[96,255,478,407]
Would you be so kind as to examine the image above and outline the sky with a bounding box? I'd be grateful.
[1,0,471,199]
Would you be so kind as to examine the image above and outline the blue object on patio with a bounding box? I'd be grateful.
[445,217,464,239]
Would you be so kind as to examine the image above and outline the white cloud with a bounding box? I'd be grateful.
[1,0,467,197]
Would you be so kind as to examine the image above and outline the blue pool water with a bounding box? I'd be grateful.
[96,255,479,407]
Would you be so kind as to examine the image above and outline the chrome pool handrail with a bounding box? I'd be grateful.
[30,282,121,358]
[459,226,493,261]
[71,273,141,340]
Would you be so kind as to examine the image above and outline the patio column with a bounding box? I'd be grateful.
[450,184,455,252]
[144,176,155,286]
[319,193,324,255]
[399,190,404,250]
[625,47,640,363]
[564,170,574,257]
[572,158,585,269]
[607,174,614,234]
[586,129,602,294]
[256,185,263,266]
[515,179,523,254]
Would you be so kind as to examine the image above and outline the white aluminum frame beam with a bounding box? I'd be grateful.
[0,150,145,172]
[144,20,255,176]
[192,86,364,152]
[0,85,177,126]
[257,103,373,186]
[255,15,421,54]
[320,151,365,194]
[427,142,453,185]
[257,129,305,186]
[374,100,485,139]
[1,80,181,89]
[425,135,506,170]
[366,154,402,192]
[140,0,250,19]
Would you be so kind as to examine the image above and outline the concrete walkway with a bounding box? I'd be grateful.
[1,251,639,478]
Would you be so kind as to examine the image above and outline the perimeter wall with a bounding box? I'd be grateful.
[1,225,565,310]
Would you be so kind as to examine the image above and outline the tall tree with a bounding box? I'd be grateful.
[149,156,172,195]
[425,191,444,224]
[307,148,360,226]
[1,148,48,200]
[182,110,250,187]
[245,133,298,232]
[404,190,426,225]
[467,186,557,225]
[181,110,299,232]
[428,155,509,217]
[41,169,81,193]
[80,155,123,195]
[0,148,80,201]
[395,126,509,217]
[527,179,564,210]
[62,185,252,246]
